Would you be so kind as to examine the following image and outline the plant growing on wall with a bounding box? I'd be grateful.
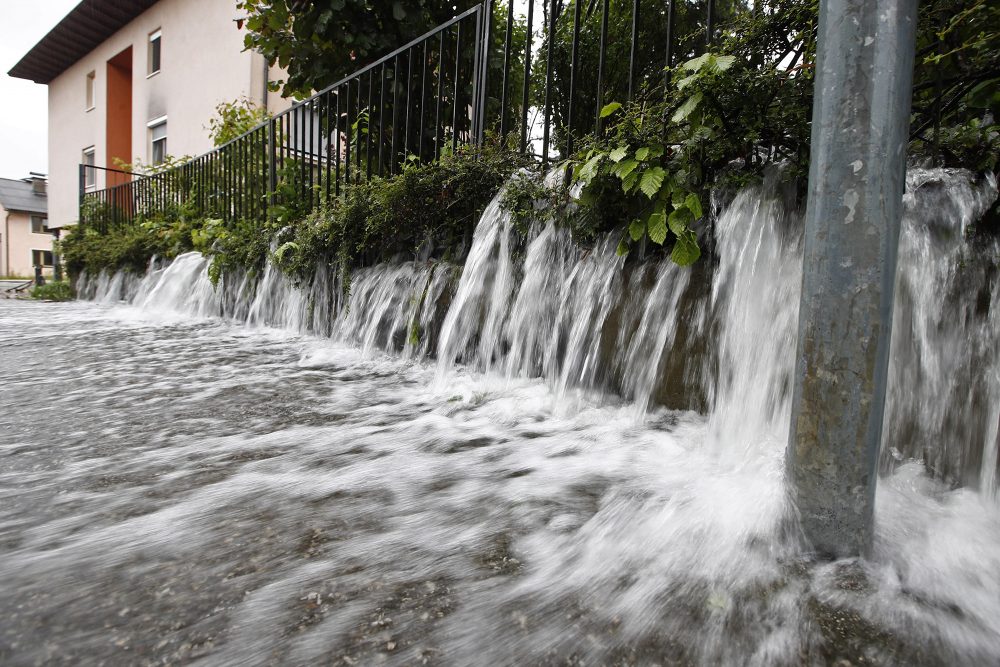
[208,97,273,146]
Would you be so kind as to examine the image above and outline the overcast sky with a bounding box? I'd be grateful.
[0,0,80,181]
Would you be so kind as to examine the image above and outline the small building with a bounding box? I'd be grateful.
[8,0,290,232]
[0,174,53,279]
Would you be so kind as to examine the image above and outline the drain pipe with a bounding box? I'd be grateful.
[787,0,918,558]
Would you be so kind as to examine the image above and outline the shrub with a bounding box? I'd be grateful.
[31,281,74,301]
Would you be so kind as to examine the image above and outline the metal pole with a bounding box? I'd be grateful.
[788,0,918,559]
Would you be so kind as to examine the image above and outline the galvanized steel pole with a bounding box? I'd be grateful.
[788,0,918,558]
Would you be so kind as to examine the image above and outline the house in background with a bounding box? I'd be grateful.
[0,174,52,278]
[8,0,290,233]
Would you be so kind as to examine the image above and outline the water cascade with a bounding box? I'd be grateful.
[51,167,1000,663]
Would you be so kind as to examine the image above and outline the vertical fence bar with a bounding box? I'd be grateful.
[520,0,534,152]
[628,0,640,101]
[665,0,676,85]
[452,21,463,154]
[404,48,413,162]
[260,127,267,220]
[499,0,515,140]
[435,31,445,160]
[379,63,387,177]
[392,54,401,173]
[308,100,316,210]
[240,139,246,221]
[566,0,582,155]
[471,6,483,144]
[335,86,342,196]
[479,0,493,145]
[299,104,307,205]
[345,81,353,186]
[420,40,429,161]
[706,0,715,46]
[367,71,375,180]
[541,0,557,166]
[595,0,609,133]
[324,91,332,202]
[268,118,277,218]
[356,77,363,182]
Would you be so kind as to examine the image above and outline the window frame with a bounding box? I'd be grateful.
[31,249,54,267]
[82,146,96,190]
[30,215,48,234]
[85,71,95,111]
[147,29,162,76]
[148,116,168,165]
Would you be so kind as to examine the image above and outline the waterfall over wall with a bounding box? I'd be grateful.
[78,168,999,490]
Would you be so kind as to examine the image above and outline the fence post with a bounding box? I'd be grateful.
[788,0,918,558]
[477,0,493,145]
[268,117,278,219]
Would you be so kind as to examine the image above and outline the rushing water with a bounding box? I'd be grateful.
[2,168,1000,665]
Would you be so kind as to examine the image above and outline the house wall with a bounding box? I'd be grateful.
[1,208,54,278]
[47,0,293,230]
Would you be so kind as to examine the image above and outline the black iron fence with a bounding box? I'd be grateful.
[81,0,725,231]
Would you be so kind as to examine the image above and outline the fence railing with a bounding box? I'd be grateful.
[81,0,723,231]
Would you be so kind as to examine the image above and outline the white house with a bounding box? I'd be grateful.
[8,0,290,231]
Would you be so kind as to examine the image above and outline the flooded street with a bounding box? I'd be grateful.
[4,171,1000,665]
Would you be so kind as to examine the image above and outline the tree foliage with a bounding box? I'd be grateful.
[208,97,272,146]
[236,0,482,99]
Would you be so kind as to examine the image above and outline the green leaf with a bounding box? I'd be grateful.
[713,55,736,72]
[621,170,639,193]
[608,146,629,162]
[676,73,698,91]
[681,53,711,72]
[670,229,701,266]
[578,154,603,184]
[968,79,1000,109]
[668,207,693,236]
[600,102,622,118]
[639,167,666,199]
[672,92,703,123]
[392,2,406,20]
[274,241,299,263]
[629,218,646,241]
[616,237,630,257]
[685,192,703,219]
[614,159,639,179]
[647,212,668,245]
[635,146,650,161]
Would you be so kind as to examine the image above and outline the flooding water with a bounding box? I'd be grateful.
[2,169,1000,665]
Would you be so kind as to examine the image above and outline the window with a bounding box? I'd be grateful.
[85,71,95,110]
[30,216,48,234]
[149,118,167,164]
[148,29,161,75]
[32,250,54,267]
[83,147,96,189]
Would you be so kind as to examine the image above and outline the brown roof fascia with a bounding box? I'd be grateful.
[7,0,159,84]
